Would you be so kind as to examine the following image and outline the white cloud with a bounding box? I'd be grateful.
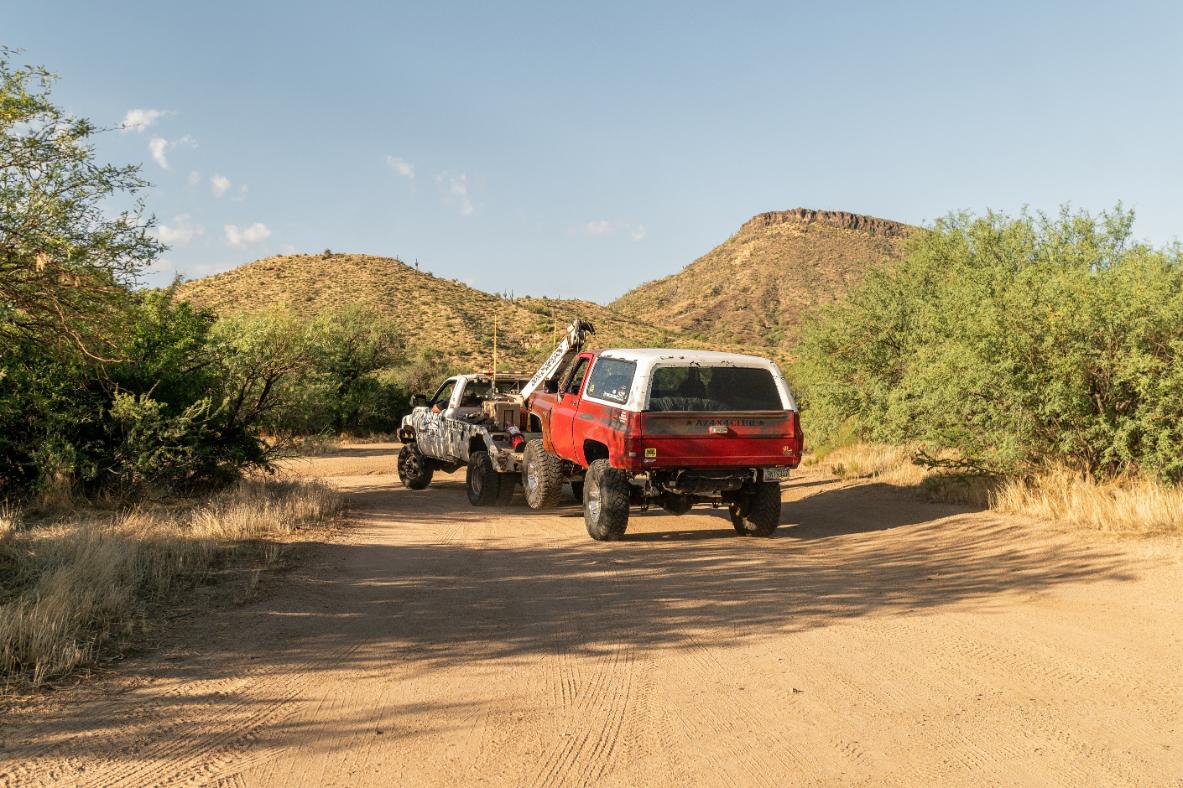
[436,171,473,216]
[210,174,232,198]
[224,222,271,246]
[385,156,415,179]
[148,137,169,168]
[580,220,647,241]
[147,135,195,169]
[120,108,166,133]
[187,170,201,186]
[157,214,204,245]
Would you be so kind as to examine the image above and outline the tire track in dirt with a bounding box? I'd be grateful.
[529,559,646,788]
[81,642,367,788]
[3,449,1181,786]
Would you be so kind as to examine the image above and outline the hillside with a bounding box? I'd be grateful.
[612,209,915,353]
[175,253,689,369]
[176,208,914,369]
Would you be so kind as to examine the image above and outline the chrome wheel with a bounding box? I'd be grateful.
[586,480,602,522]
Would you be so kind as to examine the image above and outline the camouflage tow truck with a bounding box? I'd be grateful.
[395,320,595,506]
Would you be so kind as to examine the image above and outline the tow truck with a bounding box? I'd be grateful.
[395,320,595,505]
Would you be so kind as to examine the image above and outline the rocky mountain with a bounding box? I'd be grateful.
[612,208,915,354]
[175,208,914,369]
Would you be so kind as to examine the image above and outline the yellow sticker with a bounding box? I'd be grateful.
[644,448,657,458]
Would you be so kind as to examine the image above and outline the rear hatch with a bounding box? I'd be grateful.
[628,364,804,470]
[636,410,803,469]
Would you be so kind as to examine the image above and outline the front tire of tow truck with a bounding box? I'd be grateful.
[466,451,502,506]
[522,439,564,509]
[583,459,630,541]
[397,443,434,490]
[729,482,781,537]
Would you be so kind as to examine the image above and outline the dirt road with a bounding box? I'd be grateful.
[2,443,1181,786]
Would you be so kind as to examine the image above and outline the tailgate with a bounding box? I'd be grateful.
[635,410,803,469]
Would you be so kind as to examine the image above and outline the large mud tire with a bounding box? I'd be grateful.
[398,443,434,490]
[584,459,630,541]
[466,451,502,506]
[730,482,781,537]
[522,439,564,510]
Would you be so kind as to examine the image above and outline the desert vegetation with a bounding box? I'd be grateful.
[1,479,343,689]
[0,50,359,687]
[797,208,1183,530]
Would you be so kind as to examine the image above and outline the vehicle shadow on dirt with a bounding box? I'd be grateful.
[0,477,1134,767]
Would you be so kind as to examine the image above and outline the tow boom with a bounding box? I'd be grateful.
[519,319,595,401]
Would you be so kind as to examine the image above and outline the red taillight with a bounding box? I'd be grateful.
[508,425,525,450]
[790,410,804,454]
[622,410,645,467]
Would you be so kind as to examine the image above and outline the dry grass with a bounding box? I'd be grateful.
[825,443,929,486]
[0,479,344,690]
[820,443,1183,532]
[267,432,397,458]
[336,432,397,445]
[992,468,1183,534]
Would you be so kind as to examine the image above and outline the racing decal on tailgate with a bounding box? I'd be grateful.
[642,412,789,435]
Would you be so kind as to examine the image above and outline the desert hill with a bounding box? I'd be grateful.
[612,208,915,353]
[175,253,689,369]
[176,208,915,369]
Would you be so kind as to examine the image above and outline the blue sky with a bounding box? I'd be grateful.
[9,1,1182,302]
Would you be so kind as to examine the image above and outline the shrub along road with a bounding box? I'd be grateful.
[2,444,1180,785]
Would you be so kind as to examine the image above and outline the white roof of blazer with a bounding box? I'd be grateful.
[596,348,776,366]
[587,348,798,412]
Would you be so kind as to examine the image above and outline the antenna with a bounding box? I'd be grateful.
[492,313,498,392]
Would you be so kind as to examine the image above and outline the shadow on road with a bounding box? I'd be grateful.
[0,468,1134,770]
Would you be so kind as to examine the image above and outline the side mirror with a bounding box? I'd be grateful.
[543,379,559,394]
[410,393,428,407]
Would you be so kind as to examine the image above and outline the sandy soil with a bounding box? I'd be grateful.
[2,443,1181,786]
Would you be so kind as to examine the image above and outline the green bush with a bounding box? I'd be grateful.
[104,393,219,496]
[795,207,1183,481]
[256,305,409,436]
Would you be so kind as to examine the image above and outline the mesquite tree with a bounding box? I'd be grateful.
[795,207,1183,482]
[0,48,162,357]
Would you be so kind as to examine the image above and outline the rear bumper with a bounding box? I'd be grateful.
[632,465,792,495]
[619,453,802,474]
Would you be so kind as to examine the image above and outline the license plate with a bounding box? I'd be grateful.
[764,466,789,481]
